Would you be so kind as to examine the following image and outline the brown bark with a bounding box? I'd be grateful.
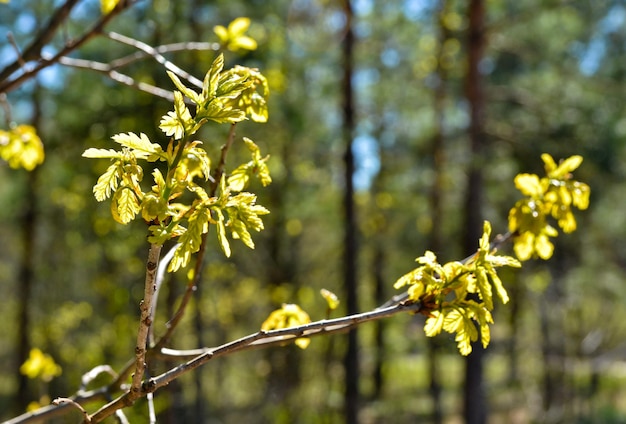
[341,1,359,422]
[463,0,488,423]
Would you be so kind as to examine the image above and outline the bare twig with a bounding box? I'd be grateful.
[0,93,11,125]
[109,41,220,69]
[130,244,162,397]
[89,300,421,422]
[51,398,90,423]
[106,31,203,89]
[0,0,133,94]
[0,0,81,83]
[48,55,177,102]
[148,243,179,345]
[80,365,118,392]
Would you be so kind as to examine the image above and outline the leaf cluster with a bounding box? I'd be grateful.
[261,304,312,349]
[84,53,271,271]
[508,154,590,260]
[0,124,45,171]
[394,221,521,355]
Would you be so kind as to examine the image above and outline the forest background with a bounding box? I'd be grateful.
[1,0,625,423]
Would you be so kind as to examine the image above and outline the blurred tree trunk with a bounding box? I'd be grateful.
[14,170,37,415]
[425,3,454,422]
[463,0,487,423]
[370,145,389,400]
[341,1,359,423]
[264,139,302,420]
[13,81,45,415]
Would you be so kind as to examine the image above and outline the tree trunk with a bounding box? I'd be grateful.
[14,170,37,416]
[463,0,488,423]
[341,1,359,423]
[426,3,453,422]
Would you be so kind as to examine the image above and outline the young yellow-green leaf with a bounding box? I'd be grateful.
[111,187,141,224]
[542,153,557,175]
[92,161,122,202]
[424,310,444,337]
[227,165,250,192]
[393,269,417,289]
[544,154,583,179]
[534,233,555,260]
[100,0,120,14]
[224,67,269,123]
[111,132,164,160]
[408,283,425,301]
[82,148,122,159]
[231,218,254,248]
[214,17,258,52]
[169,207,211,271]
[320,289,340,310]
[187,145,211,181]
[512,231,535,261]
[203,53,225,101]
[20,348,62,382]
[571,182,590,210]
[148,223,185,245]
[514,173,542,198]
[166,71,202,105]
[487,268,509,304]
[443,308,464,334]
[474,267,493,310]
[159,92,194,140]
[261,304,311,329]
[261,303,311,349]
[214,208,231,258]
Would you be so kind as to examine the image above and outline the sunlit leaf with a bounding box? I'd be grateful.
[166,71,202,105]
[169,206,211,271]
[214,17,258,52]
[424,310,444,337]
[214,208,231,258]
[545,154,583,178]
[100,0,120,14]
[514,173,542,198]
[261,304,311,349]
[111,187,141,224]
[20,348,62,382]
[82,148,121,159]
[320,289,340,310]
[535,233,554,260]
[92,161,122,202]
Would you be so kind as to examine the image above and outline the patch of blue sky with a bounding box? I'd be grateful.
[577,4,625,76]
[403,0,436,21]
[352,134,381,191]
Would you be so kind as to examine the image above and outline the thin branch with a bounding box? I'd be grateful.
[80,365,118,392]
[0,0,80,83]
[0,93,12,125]
[49,54,177,102]
[0,0,133,94]
[109,41,220,69]
[89,300,421,423]
[149,244,179,345]
[105,31,203,89]
[130,244,162,397]
[51,398,90,423]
